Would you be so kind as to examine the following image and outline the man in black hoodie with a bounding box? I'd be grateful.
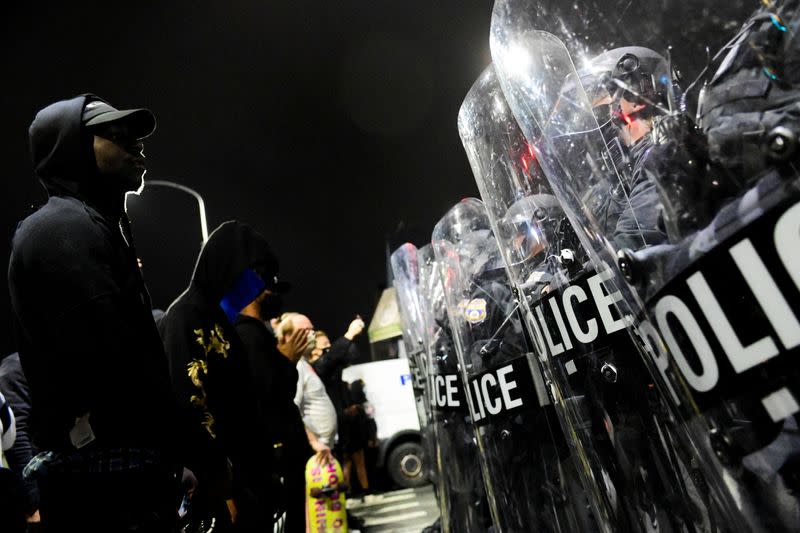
[8,94,180,532]
[159,221,279,532]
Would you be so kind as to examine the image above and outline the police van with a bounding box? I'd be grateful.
[342,357,427,488]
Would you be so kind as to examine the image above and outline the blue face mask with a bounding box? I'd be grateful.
[219,268,266,323]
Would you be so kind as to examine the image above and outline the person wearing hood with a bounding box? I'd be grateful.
[158,220,279,532]
[8,94,180,532]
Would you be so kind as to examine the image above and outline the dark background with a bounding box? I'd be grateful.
[1,0,754,359]
[1,1,492,356]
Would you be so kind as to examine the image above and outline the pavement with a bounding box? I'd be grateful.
[347,485,439,533]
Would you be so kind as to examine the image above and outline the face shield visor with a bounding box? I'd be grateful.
[458,66,588,288]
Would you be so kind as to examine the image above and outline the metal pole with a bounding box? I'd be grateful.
[145,179,209,243]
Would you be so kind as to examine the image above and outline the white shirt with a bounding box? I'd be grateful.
[294,358,337,445]
[0,391,16,468]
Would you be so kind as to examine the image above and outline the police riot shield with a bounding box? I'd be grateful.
[432,197,593,533]
[459,66,713,533]
[417,244,491,533]
[390,243,437,485]
[491,0,800,530]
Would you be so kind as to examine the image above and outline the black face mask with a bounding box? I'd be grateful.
[260,293,284,320]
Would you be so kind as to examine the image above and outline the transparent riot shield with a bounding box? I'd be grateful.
[459,65,714,533]
[491,0,800,530]
[417,244,491,533]
[390,243,437,487]
[431,197,594,533]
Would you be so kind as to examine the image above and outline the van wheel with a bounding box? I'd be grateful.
[387,442,427,488]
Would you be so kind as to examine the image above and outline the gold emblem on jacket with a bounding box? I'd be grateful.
[187,324,231,439]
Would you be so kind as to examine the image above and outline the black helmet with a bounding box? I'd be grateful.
[597,46,670,108]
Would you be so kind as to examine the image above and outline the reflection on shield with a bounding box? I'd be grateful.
[458,64,732,532]
[490,0,800,530]
[391,243,438,490]
[417,245,492,532]
[433,197,595,532]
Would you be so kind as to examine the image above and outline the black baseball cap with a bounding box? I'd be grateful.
[82,98,157,139]
[253,258,292,295]
[264,275,292,294]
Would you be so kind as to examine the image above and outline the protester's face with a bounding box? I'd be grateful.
[310,334,331,362]
[93,122,146,192]
[289,314,316,358]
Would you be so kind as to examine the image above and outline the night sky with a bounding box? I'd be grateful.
[1,1,492,356]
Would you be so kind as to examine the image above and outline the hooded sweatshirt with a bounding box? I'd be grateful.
[8,94,177,456]
[158,221,273,510]
[234,314,310,462]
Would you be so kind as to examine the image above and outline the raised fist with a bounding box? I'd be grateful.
[345,317,365,341]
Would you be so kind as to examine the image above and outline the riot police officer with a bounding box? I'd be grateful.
[418,245,492,533]
[433,198,590,532]
[490,0,800,530]
[459,64,713,532]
